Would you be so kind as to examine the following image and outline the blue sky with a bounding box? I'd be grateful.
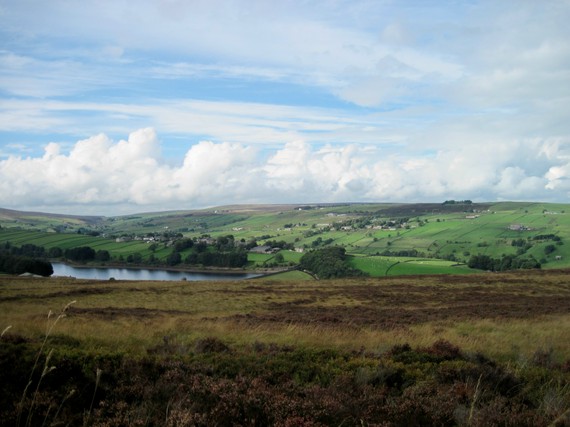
[1,0,569,215]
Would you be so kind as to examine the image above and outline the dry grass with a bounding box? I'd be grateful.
[1,270,570,361]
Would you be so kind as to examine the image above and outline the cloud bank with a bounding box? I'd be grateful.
[1,128,568,215]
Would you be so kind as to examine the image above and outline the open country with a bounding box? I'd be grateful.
[2,0,570,425]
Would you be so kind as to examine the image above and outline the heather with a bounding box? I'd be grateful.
[1,271,569,425]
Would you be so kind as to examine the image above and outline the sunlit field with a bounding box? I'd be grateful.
[1,258,570,426]
[2,270,570,358]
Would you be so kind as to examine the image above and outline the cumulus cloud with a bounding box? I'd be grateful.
[1,128,568,214]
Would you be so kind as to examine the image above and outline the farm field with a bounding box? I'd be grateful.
[2,201,570,276]
[349,255,476,276]
[0,271,569,425]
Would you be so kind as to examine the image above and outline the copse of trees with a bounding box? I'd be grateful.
[166,235,249,268]
[299,246,366,279]
[64,246,96,262]
[0,251,53,277]
[468,254,540,272]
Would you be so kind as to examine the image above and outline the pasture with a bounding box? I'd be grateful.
[2,201,570,276]
[349,256,476,276]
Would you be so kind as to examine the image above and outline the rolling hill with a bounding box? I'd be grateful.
[1,201,569,275]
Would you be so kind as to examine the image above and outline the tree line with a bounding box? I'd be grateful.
[0,243,53,277]
[467,254,541,271]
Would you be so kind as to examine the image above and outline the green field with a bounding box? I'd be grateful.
[349,255,476,276]
[2,201,570,276]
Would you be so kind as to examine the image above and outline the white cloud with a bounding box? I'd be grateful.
[0,98,406,152]
[546,161,570,195]
[1,128,568,214]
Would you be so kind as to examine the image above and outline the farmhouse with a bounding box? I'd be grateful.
[508,224,529,231]
[198,237,216,245]
[250,245,278,254]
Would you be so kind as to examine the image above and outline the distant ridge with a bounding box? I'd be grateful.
[0,207,103,225]
[0,201,508,221]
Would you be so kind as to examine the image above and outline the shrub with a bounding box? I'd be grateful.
[194,337,230,354]
[423,339,462,361]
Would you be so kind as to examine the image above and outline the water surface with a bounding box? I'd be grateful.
[52,262,260,281]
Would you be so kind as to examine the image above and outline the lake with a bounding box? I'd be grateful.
[52,262,261,281]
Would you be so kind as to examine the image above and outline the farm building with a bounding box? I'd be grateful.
[250,245,278,254]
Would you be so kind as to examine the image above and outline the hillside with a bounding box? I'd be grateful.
[0,207,103,231]
[1,201,569,275]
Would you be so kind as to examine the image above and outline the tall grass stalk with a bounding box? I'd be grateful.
[1,325,11,336]
[45,388,76,427]
[26,349,56,427]
[84,368,102,427]
[468,374,483,426]
[16,301,76,427]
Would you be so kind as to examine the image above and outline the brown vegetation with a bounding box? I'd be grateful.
[0,270,569,425]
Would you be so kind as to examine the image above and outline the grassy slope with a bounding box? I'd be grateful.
[2,202,570,275]
[349,255,476,277]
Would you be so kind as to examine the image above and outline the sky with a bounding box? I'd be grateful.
[1,0,569,215]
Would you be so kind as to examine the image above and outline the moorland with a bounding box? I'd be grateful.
[1,270,569,425]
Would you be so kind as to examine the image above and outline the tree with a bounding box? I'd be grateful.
[216,235,235,251]
[174,238,194,252]
[64,246,96,262]
[95,250,111,262]
[544,244,556,255]
[48,247,63,258]
[166,251,182,266]
[467,254,494,271]
[127,252,142,263]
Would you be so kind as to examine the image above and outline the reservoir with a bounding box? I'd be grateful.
[52,262,261,281]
